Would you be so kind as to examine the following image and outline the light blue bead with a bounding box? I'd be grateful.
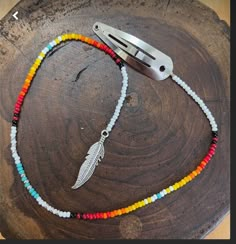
[18,170,24,175]
[35,193,39,199]
[16,163,22,168]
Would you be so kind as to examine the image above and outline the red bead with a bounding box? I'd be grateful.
[211,144,217,148]
[93,213,97,219]
[76,213,81,219]
[93,41,98,47]
[96,213,100,219]
[111,53,116,59]
[116,58,121,64]
[199,164,204,170]
[13,116,19,121]
[22,88,28,93]
[204,155,211,162]
[107,212,111,218]
[208,153,213,158]
[82,213,87,219]
[212,137,218,141]
[209,149,215,155]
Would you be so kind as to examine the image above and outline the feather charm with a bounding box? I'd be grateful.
[71,140,105,189]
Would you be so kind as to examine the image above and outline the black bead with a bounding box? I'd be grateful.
[70,212,77,218]
[12,120,18,126]
[212,131,218,137]
[118,62,124,69]
[212,140,217,144]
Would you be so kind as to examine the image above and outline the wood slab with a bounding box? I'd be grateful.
[0,0,230,239]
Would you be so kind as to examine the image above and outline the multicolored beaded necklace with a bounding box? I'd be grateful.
[10,33,218,220]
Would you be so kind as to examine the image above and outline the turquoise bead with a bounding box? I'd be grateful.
[156,193,162,199]
[47,44,52,50]
[24,182,30,188]
[18,170,24,175]
[21,176,27,182]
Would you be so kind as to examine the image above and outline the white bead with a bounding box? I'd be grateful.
[169,186,174,192]
[151,195,157,201]
[42,47,49,54]
[58,36,62,41]
[144,199,148,205]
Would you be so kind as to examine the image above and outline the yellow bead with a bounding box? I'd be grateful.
[182,179,186,185]
[131,205,136,211]
[176,182,180,188]
[184,176,189,183]
[166,188,171,194]
[71,33,76,39]
[76,34,82,40]
[192,171,197,176]
[147,197,152,203]
[135,203,139,209]
[63,34,68,40]
[55,38,60,44]
[117,209,122,215]
[142,200,146,206]
[138,201,142,208]
[35,59,41,65]
[128,206,133,212]
[39,52,46,58]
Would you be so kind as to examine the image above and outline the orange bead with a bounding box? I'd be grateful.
[121,208,126,214]
[187,175,192,181]
[197,166,202,172]
[103,213,107,219]
[80,35,85,42]
[26,75,33,81]
[87,38,92,44]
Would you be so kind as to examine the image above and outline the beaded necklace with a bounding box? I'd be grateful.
[10,33,218,220]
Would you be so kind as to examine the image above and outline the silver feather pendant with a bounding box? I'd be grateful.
[71,132,108,189]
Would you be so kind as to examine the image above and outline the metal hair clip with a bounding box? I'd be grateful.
[93,22,173,81]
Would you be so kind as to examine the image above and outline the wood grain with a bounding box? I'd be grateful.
[0,0,230,239]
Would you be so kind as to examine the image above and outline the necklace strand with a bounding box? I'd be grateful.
[10,33,218,220]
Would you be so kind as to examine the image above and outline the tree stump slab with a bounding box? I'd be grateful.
[0,0,230,239]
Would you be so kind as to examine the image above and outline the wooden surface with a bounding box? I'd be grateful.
[0,0,230,239]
